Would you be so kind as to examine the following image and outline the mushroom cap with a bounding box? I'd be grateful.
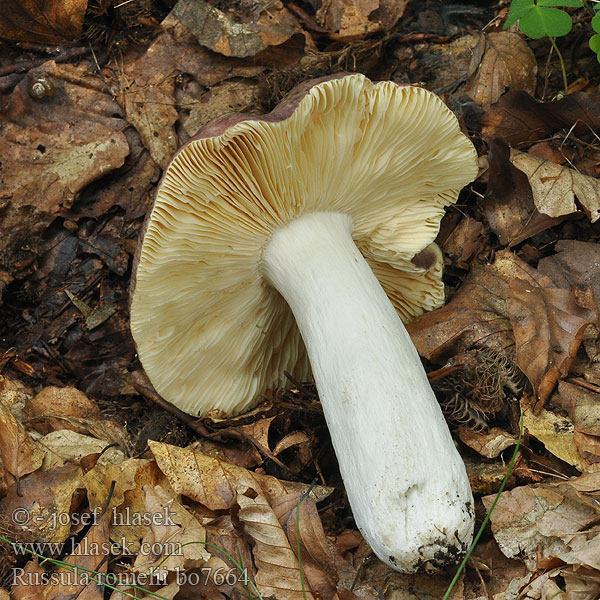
[130,73,478,417]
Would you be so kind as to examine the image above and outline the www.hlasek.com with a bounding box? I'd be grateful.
[12,566,249,587]
[11,536,183,557]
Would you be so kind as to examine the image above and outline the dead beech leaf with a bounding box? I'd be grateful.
[38,430,125,471]
[148,440,333,510]
[407,250,535,364]
[84,458,163,551]
[507,280,597,407]
[0,402,44,479]
[510,149,600,223]
[465,32,537,110]
[237,483,315,600]
[0,463,84,543]
[131,485,210,576]
[523,408,582,470]
[481,90,600,147]
[173,0,303,58]
[485,138,561,246]
[316,0,408,39]
[273,431,310,455]
[24,386,128,450]
[458,427,517,459]
[0,0,88,44]
[273,493,338,599]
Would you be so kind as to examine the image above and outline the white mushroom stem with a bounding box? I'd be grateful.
[263,211,474,573]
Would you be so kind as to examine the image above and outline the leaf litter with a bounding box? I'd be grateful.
[1,0,600,598]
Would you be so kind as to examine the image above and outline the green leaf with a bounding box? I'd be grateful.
[590,33,600,53]
[593,12,600,33]
[519,6,573,38]
[504,0,535,29]
[538,0,583,6]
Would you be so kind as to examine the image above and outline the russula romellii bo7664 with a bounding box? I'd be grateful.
[130,73,479,573]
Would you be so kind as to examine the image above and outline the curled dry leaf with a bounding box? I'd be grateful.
[0,0,88,44]
[173,0,304,57]
[538,240,600,303]
[510,149,600,223]
[149,441,334,600]
[458,427,518,459]
[485,138,561,246]
[407,250,528,364]
[464,32,537,110]
[273,493,338,599]
[408,250,597,407]
[481,91,600,147]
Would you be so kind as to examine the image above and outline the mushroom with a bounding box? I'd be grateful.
[130,73,478,573]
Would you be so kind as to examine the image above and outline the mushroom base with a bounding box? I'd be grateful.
[262,211,474,573]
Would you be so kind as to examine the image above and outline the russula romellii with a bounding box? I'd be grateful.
[130,73,478,573]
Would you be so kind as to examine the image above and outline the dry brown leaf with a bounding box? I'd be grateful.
[316,0,408,39]
[131,485,210,576]
[458,427,517,458]
[510,150,600,223]
[0,0,88,44]
[84,458,164,551]
[273,493,338,599]
[438,216,485,270]
[407,250,530,364]
[556,381,600,436]
[485,138,561,246]
[38,430,125,471]
[465,32,537,110]
[0,463,84,543]
[173,0,303,57]
[0,403,44,480]
[507,280,597,407]
[181,79,263,138]
[273,431,310,456]
[148,440,332,510]
[40,514,110,600]
[24,386,128,450]
[237,481,314,600]
[11,560,47,599]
